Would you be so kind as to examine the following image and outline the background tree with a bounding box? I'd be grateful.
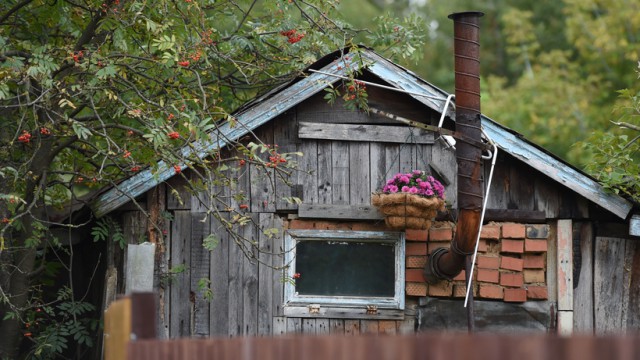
[0,0,424,358]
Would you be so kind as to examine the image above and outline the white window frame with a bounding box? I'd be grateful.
[283,230,405,319]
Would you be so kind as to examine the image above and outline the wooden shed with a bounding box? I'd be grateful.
[90,47,639,338]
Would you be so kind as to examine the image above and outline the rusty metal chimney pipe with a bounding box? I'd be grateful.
[425,11,484,282]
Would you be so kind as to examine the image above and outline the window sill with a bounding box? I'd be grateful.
[283,305,405,320]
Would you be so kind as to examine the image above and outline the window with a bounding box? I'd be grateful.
[284,230,405,319]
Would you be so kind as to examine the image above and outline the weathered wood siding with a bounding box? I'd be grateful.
[114,84,631,338]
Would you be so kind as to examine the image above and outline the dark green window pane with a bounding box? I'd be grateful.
[295,240,395,297]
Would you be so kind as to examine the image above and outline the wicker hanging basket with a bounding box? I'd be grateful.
[372,193,445,230]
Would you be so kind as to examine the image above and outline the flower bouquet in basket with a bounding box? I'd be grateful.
[372,170,446,230]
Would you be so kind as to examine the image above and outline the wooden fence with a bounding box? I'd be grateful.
[106,293,640,360]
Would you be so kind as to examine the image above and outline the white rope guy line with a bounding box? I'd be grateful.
[308,69,456,105]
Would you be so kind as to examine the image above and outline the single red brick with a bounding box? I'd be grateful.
[477,269,499,283]
[406,282,427,297]
[477,239,488,252]
[452,270,466,281]
[427,241,449,254]
[502,223,526,239]
[524,269,545,283]
[526,286,548,300]
[428,280,452,297]
[477,256,500,269]
[501,256,524,271]
[480,225,500,240]
[406,242,427,256]
[504,288,527,302]
[500,272,524,287]
[501,239,524,254]
[288,219,314,229]
[405,229,428,241]
[523,254,546,269]
[406,269,426,282]
[406,256,427,269]
[525,239,548,252]
[479,284,503,299]
[429,227,453,241]
[453,284,467,298]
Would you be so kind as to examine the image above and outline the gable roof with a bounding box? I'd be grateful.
[90,48,633,220]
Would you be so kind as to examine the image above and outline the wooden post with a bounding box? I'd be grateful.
[104,296,131,360]
[556,219,573,335]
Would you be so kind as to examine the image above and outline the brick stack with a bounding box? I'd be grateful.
[405,222,550,302]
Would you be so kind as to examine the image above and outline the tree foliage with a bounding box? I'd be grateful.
[0,0,425,358]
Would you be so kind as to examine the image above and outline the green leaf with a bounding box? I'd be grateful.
[202,234,219,251]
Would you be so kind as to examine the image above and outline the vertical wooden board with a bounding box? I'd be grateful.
[418,144,433,176]
[349,142,370,204]
[302,318,316,334]
[626,240,640,329]
[557,219,573,312]
[210,213,230,336]
[360,320,379,334]
[274,111,299,210]
[329,319,345,334]
[620,239,636,330]
[242,213,259,336]
[573,222,594,333]
[250,126,276,213]
[508,162,534,210]
[546,223,558,303]
[344,319,360,336]
[169,211,192,338]
[273,316,287,335]
[166,174,191,210]
[317,140,332,204]
[331,141,349,205]
[286,318,302,334]
[397,317,415,334]
[431,139,457,208]
[189,166,210,213]
[398,143,417,174]
[484,156,509,211]
[258,214,274,336]
[299,140,318,205]
[369,143,386,195]
[534,175,560,219]
[153,185,170,339]
[594,236,627,334]
[557,311,574,336]
[270,215,285,317]
[227,216,244,336]
[378,320,397,335]
[316,319,330,334]
[190,214,211,336]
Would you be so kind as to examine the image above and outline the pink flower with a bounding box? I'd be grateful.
[399,176,410,184]
[389,185,398,193]
[401,186,410,192]
[408,187,419,194]
[425,189,434,196]
[419,181,428,189]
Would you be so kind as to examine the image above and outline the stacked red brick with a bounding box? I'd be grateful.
[405,222,549,302]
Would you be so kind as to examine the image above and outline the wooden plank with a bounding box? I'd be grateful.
[630,214,640,237]
[626,240,640,329]
[573,222,594,333]
[272,316,287,335]
[398,144,417,174]
[379,320,397,335]
[302,318,316,335]
[316,319,330,334]
[344,319,361,336]
[104,297,131,360]
[209,213,230,336]
[153,185,170,340]
[298,204,383,220]
[286,318,302,334]
[169,211,191,338]
[270,215,285,317]
[227,213,244,336]
[190,213,211,337]
[166,174,191,210]
[482,209,546,223]
[484,155,508,211]
[283,306,404,320]
[594,236,627,334]
[534,175,560,219]
[360,320,379,334]
[298,122,435,144]
[329,319,345,334]
[431,138,457,208]
[242,214,259,336]
[317,141,332,204]
[557,311,574,336]
[250,128,275,213]
[546,222,558,303]
[508,161,535,210]
[275,111,299,210]
[349,142,370,205]
[557,219,573,312]
[331,141,349,205]
[369,143,386,196]
[257,214,274,335]
[299,139,318,205]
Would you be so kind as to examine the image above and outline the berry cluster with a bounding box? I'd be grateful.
[18,131,31,144]
[280,29,305,44]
